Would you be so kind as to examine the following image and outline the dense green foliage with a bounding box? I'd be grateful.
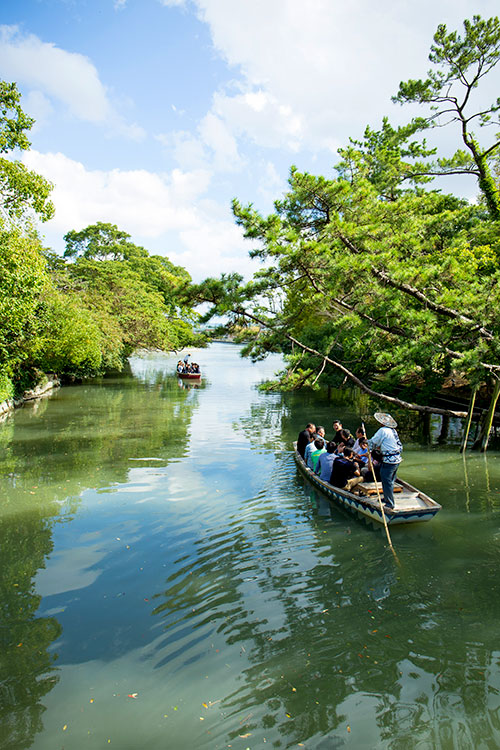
[0,84,203,401]
[188,16,500,414]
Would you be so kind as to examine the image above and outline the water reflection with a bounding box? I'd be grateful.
[0,511,61,750]
[0,345,499,749]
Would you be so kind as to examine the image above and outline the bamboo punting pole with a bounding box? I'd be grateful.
[480,378,500,453]
[460,384,478,453]
[362,422,398,562]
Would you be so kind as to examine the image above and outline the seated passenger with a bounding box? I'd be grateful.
[297,423,316,458]
[329,448,363,491]
[304,425,326,465]
[354,437,369,466]
[361,448,382,482]
[352,427,365,453]
[332,419,344,445]
[339,429,355,449]
[308,438,326,471]
[316,441,337,481]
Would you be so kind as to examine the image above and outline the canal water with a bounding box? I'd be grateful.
[1,343,499,750]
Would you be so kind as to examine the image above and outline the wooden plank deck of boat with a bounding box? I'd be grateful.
[357,481,432,512]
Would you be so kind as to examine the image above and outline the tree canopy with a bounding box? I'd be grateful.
[187,15,500,428]
[0,84,203,402]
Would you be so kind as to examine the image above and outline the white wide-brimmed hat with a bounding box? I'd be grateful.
[374,412,397,428]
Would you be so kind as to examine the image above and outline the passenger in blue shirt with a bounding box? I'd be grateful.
[316,441,337,481]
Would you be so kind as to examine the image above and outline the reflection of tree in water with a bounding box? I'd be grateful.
[150,477,500,748]
[0,367,200,747]
[0,371,199,511]
[237,396,291,450]
[0,512,61,750]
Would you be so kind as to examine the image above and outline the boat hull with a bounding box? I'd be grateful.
[177,372,201,380]
[293,444,441,525]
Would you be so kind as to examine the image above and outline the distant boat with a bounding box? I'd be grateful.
[293,442,441,525]
[177,371,201,380]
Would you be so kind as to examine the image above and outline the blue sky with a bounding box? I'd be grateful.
[1,0,498,279]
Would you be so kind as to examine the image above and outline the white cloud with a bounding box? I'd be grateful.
[198,111,244,171]
[0,25,144,140]
[22,150,254,280]
[177,0,500,157]
[157,111,244,173]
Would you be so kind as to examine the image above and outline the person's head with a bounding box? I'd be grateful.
[359,437,368,449]
[314,438,324,450]
[326,441,336,453]
[306,422,316,435]
[356,426,364,438]
[333,419,342,432]
[341,429,351,441]
[316,425,325,437]
[343,447,353,459]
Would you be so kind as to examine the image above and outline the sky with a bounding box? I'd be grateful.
[1,0,499,280]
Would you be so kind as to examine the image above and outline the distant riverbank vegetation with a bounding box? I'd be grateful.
[0,83,205,404]
[188,15,500,449]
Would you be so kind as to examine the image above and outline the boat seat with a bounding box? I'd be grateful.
[358,482,402,496]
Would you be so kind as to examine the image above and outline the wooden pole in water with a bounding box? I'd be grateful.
[460,384,478,453]
[362,422,397,559]
[480,378,500,453]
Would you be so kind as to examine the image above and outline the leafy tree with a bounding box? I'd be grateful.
[393,15,500,218]
[0,81,54,222]
[61,223,205,363]
[0,221,50,398]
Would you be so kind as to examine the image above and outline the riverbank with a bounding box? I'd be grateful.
[0,375,60,418]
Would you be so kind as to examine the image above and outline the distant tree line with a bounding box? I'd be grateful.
[187,15,500,449]
[0,82,204,403]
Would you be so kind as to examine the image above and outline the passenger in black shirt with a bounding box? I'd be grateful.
[297,423,315,458]
[329,448,363,491]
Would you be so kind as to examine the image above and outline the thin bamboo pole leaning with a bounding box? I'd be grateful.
[460,385,478,453]
[361,422,397,559]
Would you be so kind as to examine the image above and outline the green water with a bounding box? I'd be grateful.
[1,343,499,750]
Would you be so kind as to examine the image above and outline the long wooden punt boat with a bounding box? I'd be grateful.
[293,443,441,525]
[177,371,201,380]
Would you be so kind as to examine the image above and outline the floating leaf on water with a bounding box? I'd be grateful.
[202,702,208,708]
[347,725,351,733]
[63,725,67,731]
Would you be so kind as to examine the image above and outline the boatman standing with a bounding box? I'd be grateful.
[368,413,403,509]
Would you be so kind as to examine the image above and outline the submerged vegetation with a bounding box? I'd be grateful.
[188,15,500,449]
[0,84,204,403]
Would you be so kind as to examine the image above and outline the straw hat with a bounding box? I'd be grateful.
[374,412,397,428]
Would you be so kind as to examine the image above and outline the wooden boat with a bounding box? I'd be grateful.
[293,443,441,525]
[177,371,201,380]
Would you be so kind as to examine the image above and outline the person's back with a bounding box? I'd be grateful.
[304,426,325,465]
[309,438,326,471]
[329,448,360,489]
[317,441,336,481]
